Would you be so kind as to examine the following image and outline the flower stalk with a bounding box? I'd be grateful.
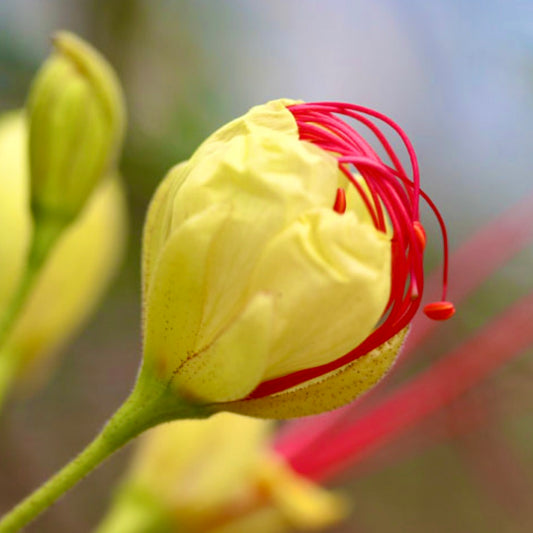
[0,216,64,351]
[0,372,210,532]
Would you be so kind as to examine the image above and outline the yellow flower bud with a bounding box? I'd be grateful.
[0,111,127,389]
[0,113,29,314]
[139,99,407,418]
[27,31,125,224]
[96,413,347,533]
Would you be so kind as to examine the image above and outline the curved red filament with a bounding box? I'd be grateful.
[246,101,455,400]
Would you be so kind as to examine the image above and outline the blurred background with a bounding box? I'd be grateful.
[0,1,532,531]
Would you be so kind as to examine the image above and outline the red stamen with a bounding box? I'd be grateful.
[333,187,346,214]
[244,101,454,399]
[423,301,456,321]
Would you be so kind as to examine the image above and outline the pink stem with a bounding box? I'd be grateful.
[286,290,533,482]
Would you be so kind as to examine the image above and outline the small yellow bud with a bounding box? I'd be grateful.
[27,31,125,224]
[140,99,398,417]
[0,111,127,389]
[96,414,347,533]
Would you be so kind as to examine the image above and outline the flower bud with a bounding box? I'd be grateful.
[27,31,125,225]
[0,113,29,314]
[96,413,346,533]
[140,99,450,418]
[0,111,127,389]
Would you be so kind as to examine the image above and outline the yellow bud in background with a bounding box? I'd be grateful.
[96,413,347,533]
[213,455,348,533]
[96,413,272,533]
[27,31,125,224]
[128,414,271,516]
[0,111,127,390]
[0,112,29,315]
[140,99,395,417]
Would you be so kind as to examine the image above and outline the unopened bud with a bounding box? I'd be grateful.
[27,31,125,224]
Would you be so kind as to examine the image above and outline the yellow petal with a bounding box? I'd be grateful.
[248,208,391,379]
[0,112,30,312]
[189,99,301,166]
[143,205,233,378]
[143,130,342,384]
[174,293,274,402]
[219,328,408,418]
[142,161,189,302]
[167,130,340,248]
[170,132,340,348]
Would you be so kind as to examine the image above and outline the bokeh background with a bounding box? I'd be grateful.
[1,1,533,532]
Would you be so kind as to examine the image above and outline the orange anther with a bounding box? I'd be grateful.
[413,221,426,251]
[333,188,347,214]
[423,301,456,321]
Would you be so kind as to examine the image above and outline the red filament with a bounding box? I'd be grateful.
[246,101,454,400]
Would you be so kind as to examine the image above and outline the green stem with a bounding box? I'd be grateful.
[0,217,65,351]
[0,372,209,533]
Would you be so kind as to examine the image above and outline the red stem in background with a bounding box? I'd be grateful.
[282,290,533,482]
